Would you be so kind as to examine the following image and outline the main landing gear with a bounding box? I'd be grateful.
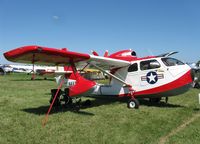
[127,98,139,109]
[49,88,91,111]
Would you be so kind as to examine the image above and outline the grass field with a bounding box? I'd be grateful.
[0,73,200,144]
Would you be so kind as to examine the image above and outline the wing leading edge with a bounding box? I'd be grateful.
[4,45,130,68]
[4,45,90,65]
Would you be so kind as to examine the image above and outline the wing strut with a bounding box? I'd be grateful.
[89,63,131,87]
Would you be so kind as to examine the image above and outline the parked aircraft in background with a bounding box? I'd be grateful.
[189,63,200,89]
[0,65,13,75]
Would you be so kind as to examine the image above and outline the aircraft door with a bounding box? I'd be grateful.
[139,59,165,91]
[126,63,140,90]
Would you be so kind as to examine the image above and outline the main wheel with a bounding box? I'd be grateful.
[127,98,139,109]
[64,95,72,105]
[49,89,61,107]
[82,99,92,107]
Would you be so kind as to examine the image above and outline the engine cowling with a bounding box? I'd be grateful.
[108,49,137,61]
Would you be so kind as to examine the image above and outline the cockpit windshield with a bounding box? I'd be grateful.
[161,57,184,66]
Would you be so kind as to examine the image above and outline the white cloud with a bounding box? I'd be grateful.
[52,16,59,20]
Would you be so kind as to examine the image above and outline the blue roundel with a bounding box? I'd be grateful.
[146,71,158,84]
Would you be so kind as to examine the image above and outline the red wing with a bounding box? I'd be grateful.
[4,45,90,65]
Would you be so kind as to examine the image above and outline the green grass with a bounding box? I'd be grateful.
[165,116,200,144]
[0,73,200,144]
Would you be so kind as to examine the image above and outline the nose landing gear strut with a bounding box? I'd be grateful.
[127,87,139,109]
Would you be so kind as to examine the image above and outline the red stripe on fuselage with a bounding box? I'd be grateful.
[135,70,192,96]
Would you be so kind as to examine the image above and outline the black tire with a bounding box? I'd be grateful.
[64,96,72,105]
[82,100,92,107]
[85,100,92,106]
[49,89,61,107]
[63,88,72,106]
[73,103,80,112]
[127,98,139,109]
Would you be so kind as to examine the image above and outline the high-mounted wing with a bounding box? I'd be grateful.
[89,55,130,67]
[4,45,130,68]
[4,45,90,66]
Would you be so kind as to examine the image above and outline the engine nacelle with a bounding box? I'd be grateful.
[108,49,137,61]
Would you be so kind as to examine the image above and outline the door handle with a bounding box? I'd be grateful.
[156,69,165,72]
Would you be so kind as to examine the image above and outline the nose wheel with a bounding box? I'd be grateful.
[127,87,139,109]
[127,98,139,109]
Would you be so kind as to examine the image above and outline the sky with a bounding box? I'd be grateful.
[0,0,200,64]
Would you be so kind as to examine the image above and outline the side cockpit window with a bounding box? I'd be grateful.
[161,58,184,66]
[140,60,160,70]
[128,63,138,72]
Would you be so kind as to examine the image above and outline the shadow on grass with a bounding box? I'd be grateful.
[22,105,95,116]
[91,97,184,108]
[99,97,184,108]
[22,97,184,116]
[138,99,185,108]
[193,108,200,111]
[22,98,120,116]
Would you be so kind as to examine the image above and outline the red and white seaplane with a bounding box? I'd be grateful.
[4,45,193,109]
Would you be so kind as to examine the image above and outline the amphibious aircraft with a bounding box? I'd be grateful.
[4,45,193,110]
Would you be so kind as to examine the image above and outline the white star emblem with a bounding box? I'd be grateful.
[147,73,157,83]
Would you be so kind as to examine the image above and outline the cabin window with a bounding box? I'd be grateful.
[128,63,138,72]
[140,60,160,70]
[161,58,184,66]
